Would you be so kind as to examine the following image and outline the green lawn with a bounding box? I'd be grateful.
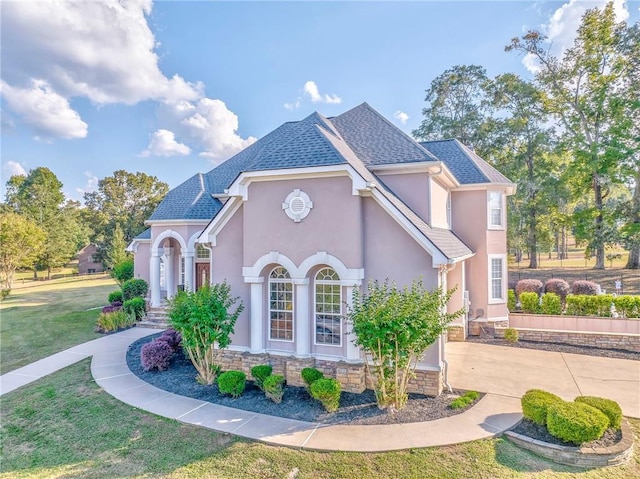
[0,276,117,374]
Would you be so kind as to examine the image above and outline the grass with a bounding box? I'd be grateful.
[1,360,639,478]
[0,276,118,374]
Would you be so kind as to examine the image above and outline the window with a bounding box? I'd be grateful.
[488,191,504,229]
[196,244,210,259]
[269,267,294,341]
[488,255,506,303]
[314,268,342,346]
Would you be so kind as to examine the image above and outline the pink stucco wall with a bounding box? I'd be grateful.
[376,172,430,223]
[430,177,450,229]
[133,242,150,284]
[509,314,640,334]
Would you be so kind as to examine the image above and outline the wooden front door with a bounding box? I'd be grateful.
[196,263,210,290]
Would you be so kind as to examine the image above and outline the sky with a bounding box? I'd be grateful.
[1,0,638,202]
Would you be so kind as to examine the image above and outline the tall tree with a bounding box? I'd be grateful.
[84,170,168,264]
[104,223,129,270]
[507,2,630,269]
[412,65,491,152]
[0,213,46,288]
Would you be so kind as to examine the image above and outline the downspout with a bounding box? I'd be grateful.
[439,263,453,393]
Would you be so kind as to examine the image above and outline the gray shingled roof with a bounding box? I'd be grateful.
[134,228,151,240]
[420,139,512,185]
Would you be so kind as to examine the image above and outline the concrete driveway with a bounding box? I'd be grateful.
[446,342,640,418]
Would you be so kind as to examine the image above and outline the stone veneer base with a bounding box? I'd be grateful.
[504,419,635,468]
[217,350,443,396]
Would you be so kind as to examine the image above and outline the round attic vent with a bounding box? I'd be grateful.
[282,189,313,222]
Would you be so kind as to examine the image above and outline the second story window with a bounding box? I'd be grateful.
[488,191,504,229]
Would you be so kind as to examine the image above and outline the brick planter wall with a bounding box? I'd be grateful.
[495,326,640,352]
[447,326,465,342]
[504,419,635,468]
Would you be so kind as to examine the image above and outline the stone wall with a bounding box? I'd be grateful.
[495,326,640,353]
[447,326,465,342]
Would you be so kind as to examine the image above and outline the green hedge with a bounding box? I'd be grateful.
[123,297,145,320]
[547,401,609,445]
[310,378,342,413]
[613,295,640,319]
[565,294,614,317]
[250,365,273,391]
[301,367,324,388]
[575,396,622,430]
[540,293,562,315]
[264,374,285,404]
[521,389,564,426]
[122,279,148,301]
[507,289,517,312]
[519,292,540,314]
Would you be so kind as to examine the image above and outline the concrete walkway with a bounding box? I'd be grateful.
[1,330,637,452]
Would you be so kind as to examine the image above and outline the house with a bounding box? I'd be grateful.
[77,244,104,275]
[128,103,515,396]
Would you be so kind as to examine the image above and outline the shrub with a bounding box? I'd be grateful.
[141,340,173,371]
[0,289,10,301]
[101,303,122,314]
[96,310,135,333]
[572,280,599,296]
[507,289,517,312]
[310,378,342,413]
[516,279,543,298]
[450,390,480,409]
[168,282,243,385]
[251,365,273,391]
[575,396,622,430]
[521,389,564,426]
[519,292,540,314]
[546,401,609,445]
[123,297,146,320]
[158,328,182,352]
[108,290,123,304]
[540,293,562,315]
[566,294,614,317]
[111,258,134,285]
[544,279,570,303]
[504,327,519,343]
[263,374,285,404]
[301,367,324,389]
[613,295,640,318]
[122,278,148,301]
[217,371,246,398]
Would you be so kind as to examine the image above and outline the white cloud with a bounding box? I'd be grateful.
[75,171,99,195]
[3,161,27,178]
[393,110,409,125]
[524,0,630,73]
[0,80,88,139]
[303,81,342,104]
[284,100,301,110]
[141,129,191,158]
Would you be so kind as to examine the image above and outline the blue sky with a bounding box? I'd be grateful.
[1,1,637,201]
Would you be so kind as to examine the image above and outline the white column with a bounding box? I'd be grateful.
[294,278,310,357]
[150,253,161,307]
[345,284,360,361]
[246,279,264,353]
[183,252,194,292]
[164,247,174,299]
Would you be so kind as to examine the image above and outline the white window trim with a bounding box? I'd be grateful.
[488,254,507,304]
[179,257,185,286]
[487,190,505,230]
[313,268,342,347]
[268,267,294,342]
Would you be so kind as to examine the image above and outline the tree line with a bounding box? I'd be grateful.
[0,168,168,288]
[412,3,639,269]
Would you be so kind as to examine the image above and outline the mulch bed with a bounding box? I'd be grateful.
[126,334,482,425]
[512,418,623,449]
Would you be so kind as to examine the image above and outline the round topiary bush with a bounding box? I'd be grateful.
[572,280,599,296]
[544,279,570,303]
[310,378,342,413]
[263,374,285,404]
[251,365,273,391]
[141,340,173,371]
[521,389,564,426]
[516,279,544,298]
[301,367,324,388]
[575,396,622,430]
[546,401,609,445]
[123,297,146,320]
[217,370,246,398]
[108,290,124,304]
[504,327,519,343]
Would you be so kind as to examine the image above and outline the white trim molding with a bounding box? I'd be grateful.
[488,253,507,304]
[487,190,506,231]
[151,229,188,256]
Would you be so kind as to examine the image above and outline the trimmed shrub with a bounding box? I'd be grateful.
[521,389,564,426]
[516,279,543,298]
[450,390,480,410]
[141,340,173,371]
[572,280,599,296]
[544,279,570,303]
[310,378,342,413]
[540,293,562,315]
[301,367,324,389]
[122,278,148,301]
[504,327,519,343]
[96,310,134,332]
[0,289,10,301]
[123,297,146,320]
[108,290,123,304]
[614,295,640,319]
[507,289,517,312]
[217,371,246,398]
[158,328,182,352]
[547,401,609,445]
[251,365,273,391]
[520,292,540,314]
[575,396,622,430]
[263,374,285,404]
[111,258,134,285]
[566,294,614,317]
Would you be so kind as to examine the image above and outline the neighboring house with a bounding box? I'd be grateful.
[128,103,515,395]
[77,244,104,275]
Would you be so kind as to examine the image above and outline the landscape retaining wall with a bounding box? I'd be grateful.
[495,326,640,352]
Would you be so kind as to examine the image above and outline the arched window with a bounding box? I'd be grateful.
[269,267,293,341]
[315,267,341,346]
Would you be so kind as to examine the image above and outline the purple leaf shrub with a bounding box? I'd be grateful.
[141,340,173,371]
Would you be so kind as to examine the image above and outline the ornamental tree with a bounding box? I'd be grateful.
[168,282,243,385]
[347,279,463,411]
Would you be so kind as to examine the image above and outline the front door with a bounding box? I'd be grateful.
[196,263,210,290]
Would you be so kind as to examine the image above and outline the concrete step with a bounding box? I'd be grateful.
[138,320,169,329]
